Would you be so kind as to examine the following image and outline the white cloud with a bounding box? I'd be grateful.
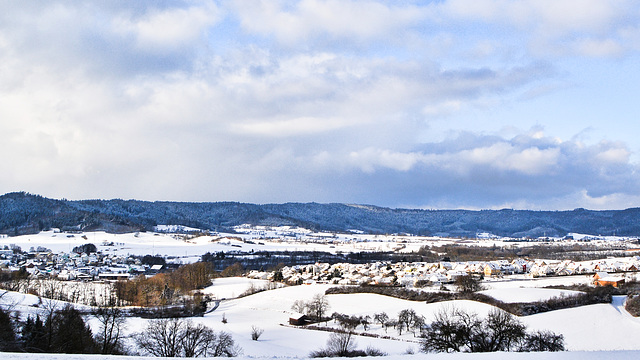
[113,3,221,53]
[346,137,562,176]
[596,146,630,164]
[440,0,637,57]
[442,0,627,34]
[349,148,424,173]
[230,116,348,137]
[230,0,425,45]
[574,38,624,57]
[1,1,639,209]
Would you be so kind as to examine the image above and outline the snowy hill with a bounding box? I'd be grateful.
[6,279,640,357]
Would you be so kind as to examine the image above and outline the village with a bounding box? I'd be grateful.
[247,256,638,289]
[1,227,639,293]
[0,243,167,282]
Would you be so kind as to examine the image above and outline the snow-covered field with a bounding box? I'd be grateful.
[3,350,640,360]
[6,279,638,357]
[192,283,640,356]
[3,229,640,358]
[5,273,640,358]
[4,228,635,264]
[200,277,275,299]
[478,288,584,303]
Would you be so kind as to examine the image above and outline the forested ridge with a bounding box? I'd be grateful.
[2,192,640,237]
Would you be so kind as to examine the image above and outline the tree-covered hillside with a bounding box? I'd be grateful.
[2,192,640,237]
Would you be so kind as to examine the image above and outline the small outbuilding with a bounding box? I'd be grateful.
[289,313,309,326]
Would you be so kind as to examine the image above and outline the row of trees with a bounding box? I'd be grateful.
[0,299,241,357]
[331,309,426,336]
[306,305,564,357]
[421,307,565,353]
[114,262,215,307]
[0,302,123,354]
[134,317,240,357]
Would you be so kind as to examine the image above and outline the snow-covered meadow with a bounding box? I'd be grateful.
[3,229,640,359]
[4,228,636,265]
[3,350,640,360]
[6,275,639,358]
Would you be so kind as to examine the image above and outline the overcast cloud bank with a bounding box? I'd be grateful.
[1,1,640,209]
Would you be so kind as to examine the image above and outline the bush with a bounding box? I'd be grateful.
[455,275,484,293]
[520,330,565,352]
[625,294,640,316]
[251,325,264,341]
[72,243,97,254]
[364,346,387,356]
[310,332,367,358]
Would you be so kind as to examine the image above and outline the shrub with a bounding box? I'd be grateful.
[310,332,359,358]
[455,275,484,293]
[625,294,640,316]
[520,330,565,352]
[251,325,264,341]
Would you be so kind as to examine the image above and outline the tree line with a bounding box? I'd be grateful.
[114,262,215,308]
[421,307,564,353]
[0,300,123,354]
[0,301,241,357]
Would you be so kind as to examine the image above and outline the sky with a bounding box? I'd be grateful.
[1,0,640,210]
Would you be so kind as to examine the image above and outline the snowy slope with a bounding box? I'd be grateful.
[3,350,640,359]
[479,288,584,303]
[119,284,640,356]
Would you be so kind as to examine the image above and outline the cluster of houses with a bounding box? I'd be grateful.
[0,246,164,281]
[247,257,640,288]
[2,240,637,290]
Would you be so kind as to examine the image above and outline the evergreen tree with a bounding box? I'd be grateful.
[0,307,18,351]
[21,315,47,352]
[46,304,97,353]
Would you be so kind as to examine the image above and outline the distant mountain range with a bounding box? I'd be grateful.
[1,192,640,238]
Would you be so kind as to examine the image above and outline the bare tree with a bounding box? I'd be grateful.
[374,312,388,326]
[421,307,564,354]
[310,332,356,357]
[398,309,418,335]
[182,321,216,358]
[40,298,60,351]
[326,332,357,356]
[134,318,240,357]
[470,308,526,352]
[135,318,184,357]
[291,299,307,313]
[93,305,126,354]
[209,331,241,357]
[307,294,330,320]
[421,307,481,353]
